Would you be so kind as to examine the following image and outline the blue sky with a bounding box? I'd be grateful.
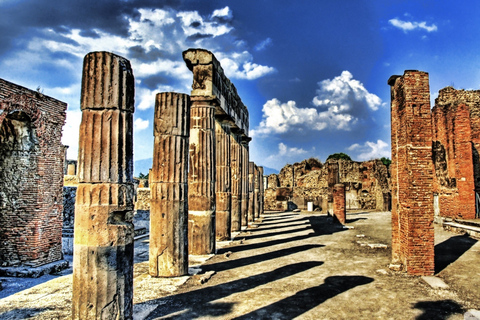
[1,0,479,173]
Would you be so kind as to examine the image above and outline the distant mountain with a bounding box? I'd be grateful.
[134,158,152,177]
[134,157,279,177]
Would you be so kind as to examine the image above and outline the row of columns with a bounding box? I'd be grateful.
[72,51,264,319]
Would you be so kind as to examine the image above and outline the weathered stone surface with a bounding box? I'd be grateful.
[215,121,232,240]
[240,139,250,226]
[389,70,434,276]
[248,162,255,223]
[188,97,216,255]
[0,78,66,269]
[264,158,390,213]
[150,92,189,277]
[230,132,242,231]
[73,51,135,319]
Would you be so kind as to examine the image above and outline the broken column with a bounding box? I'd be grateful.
[72,51,135,318]
[333,184,346,224]
[389,70,434,275]
[215,120,232,240]
[230,132,242,231]
[183,48,250,246]
[149,92,190,277]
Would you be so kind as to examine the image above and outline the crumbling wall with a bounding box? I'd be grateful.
[264,158,390,212]
[0,78,66,268]
[432,87,479,219]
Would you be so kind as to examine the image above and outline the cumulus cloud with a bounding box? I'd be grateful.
[134,118,149,131]
[347,140,390,161]
[389,18,438,33]
[251,71,382,136]
[218,51,276,80]
[263,143,309,168]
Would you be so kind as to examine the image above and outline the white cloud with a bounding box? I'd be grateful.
[347,140,390,161]
[251,71,382,136]
[254,38,272,51]
[218,51,276,80]
[263,142,309,169]
[389,18,438,33]
[134,118,149,131]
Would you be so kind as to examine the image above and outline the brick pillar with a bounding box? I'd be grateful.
[241,140,250,227]
[333,184,346,224]
[389,70,434,275]
[73,51,135,319]
[215,120,232,240]
[149,92,189,277]
[188,96,216,255]
[248,162,255,223]
[230,132,242,231]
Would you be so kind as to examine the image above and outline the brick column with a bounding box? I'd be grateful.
[333,184,346,224]
[73,51,135,319]
[230,132,242,231]
[215,120,232,240]
[149,92,189,277]
[389,70,434,275]
[188,96,216,255]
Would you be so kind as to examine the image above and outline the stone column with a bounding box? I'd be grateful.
[230,132,242,231]
[333,184,346,224]
[73,51,135,319]
[258,166,264,216]
[188,96,216,255]
[241,140,250,227]
[215,120,231,240]
[149,92,190,277]
[254,164,260,219]
[248,162,255,223]
[389,70,434,275]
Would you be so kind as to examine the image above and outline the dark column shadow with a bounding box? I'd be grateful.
[140,261,324,319]
[242,225,312,241]
[247,220,310,232]
[259,216,305,226]
[434,234,477,274]
[232,275,374,320]
[413,300,464,320]
[0,308,48,319]
[261,213,299,221]
[203,244,324,273]
[345,217,367,223]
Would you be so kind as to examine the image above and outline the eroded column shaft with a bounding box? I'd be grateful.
[254,164,260,219]
[73,51,135,320]
[149,92,190,277]
[248,162,255,223]
[215,121,231,240]
[240,142,249,226]
[258,166,264,216]
[188,97,216,255]
[333,184,346,224]
[230,132,242,231]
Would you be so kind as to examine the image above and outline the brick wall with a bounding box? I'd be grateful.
[389,71,434,275]
[0,78,66,267]
[432,87,479,219]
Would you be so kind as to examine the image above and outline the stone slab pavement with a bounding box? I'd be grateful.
[0,210,479,319]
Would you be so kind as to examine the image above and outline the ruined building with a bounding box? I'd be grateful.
[0,78,67,275]
[264,158,391,213]
[432,87,480,220]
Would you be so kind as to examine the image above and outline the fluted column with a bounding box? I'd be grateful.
[230,132,242,231]
[258,166,264,216]
[248,162,255,223]
[215,121,231,240]
[188,97,216,255]
[149,92,190,277]
[240,140,250,227]
[73,51,135,320]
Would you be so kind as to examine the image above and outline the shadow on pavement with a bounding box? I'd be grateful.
[139,261,324,319]
[0,308,48,320]
[413,299,464,320]
[204,244,324,272]
[232,275,374,320]
[434,234,477,274]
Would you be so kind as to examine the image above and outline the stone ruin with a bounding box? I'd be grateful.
[0,78,68,276]
[264,157,391,214]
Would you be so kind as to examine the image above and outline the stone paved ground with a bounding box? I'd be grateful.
[0,210,479,319]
